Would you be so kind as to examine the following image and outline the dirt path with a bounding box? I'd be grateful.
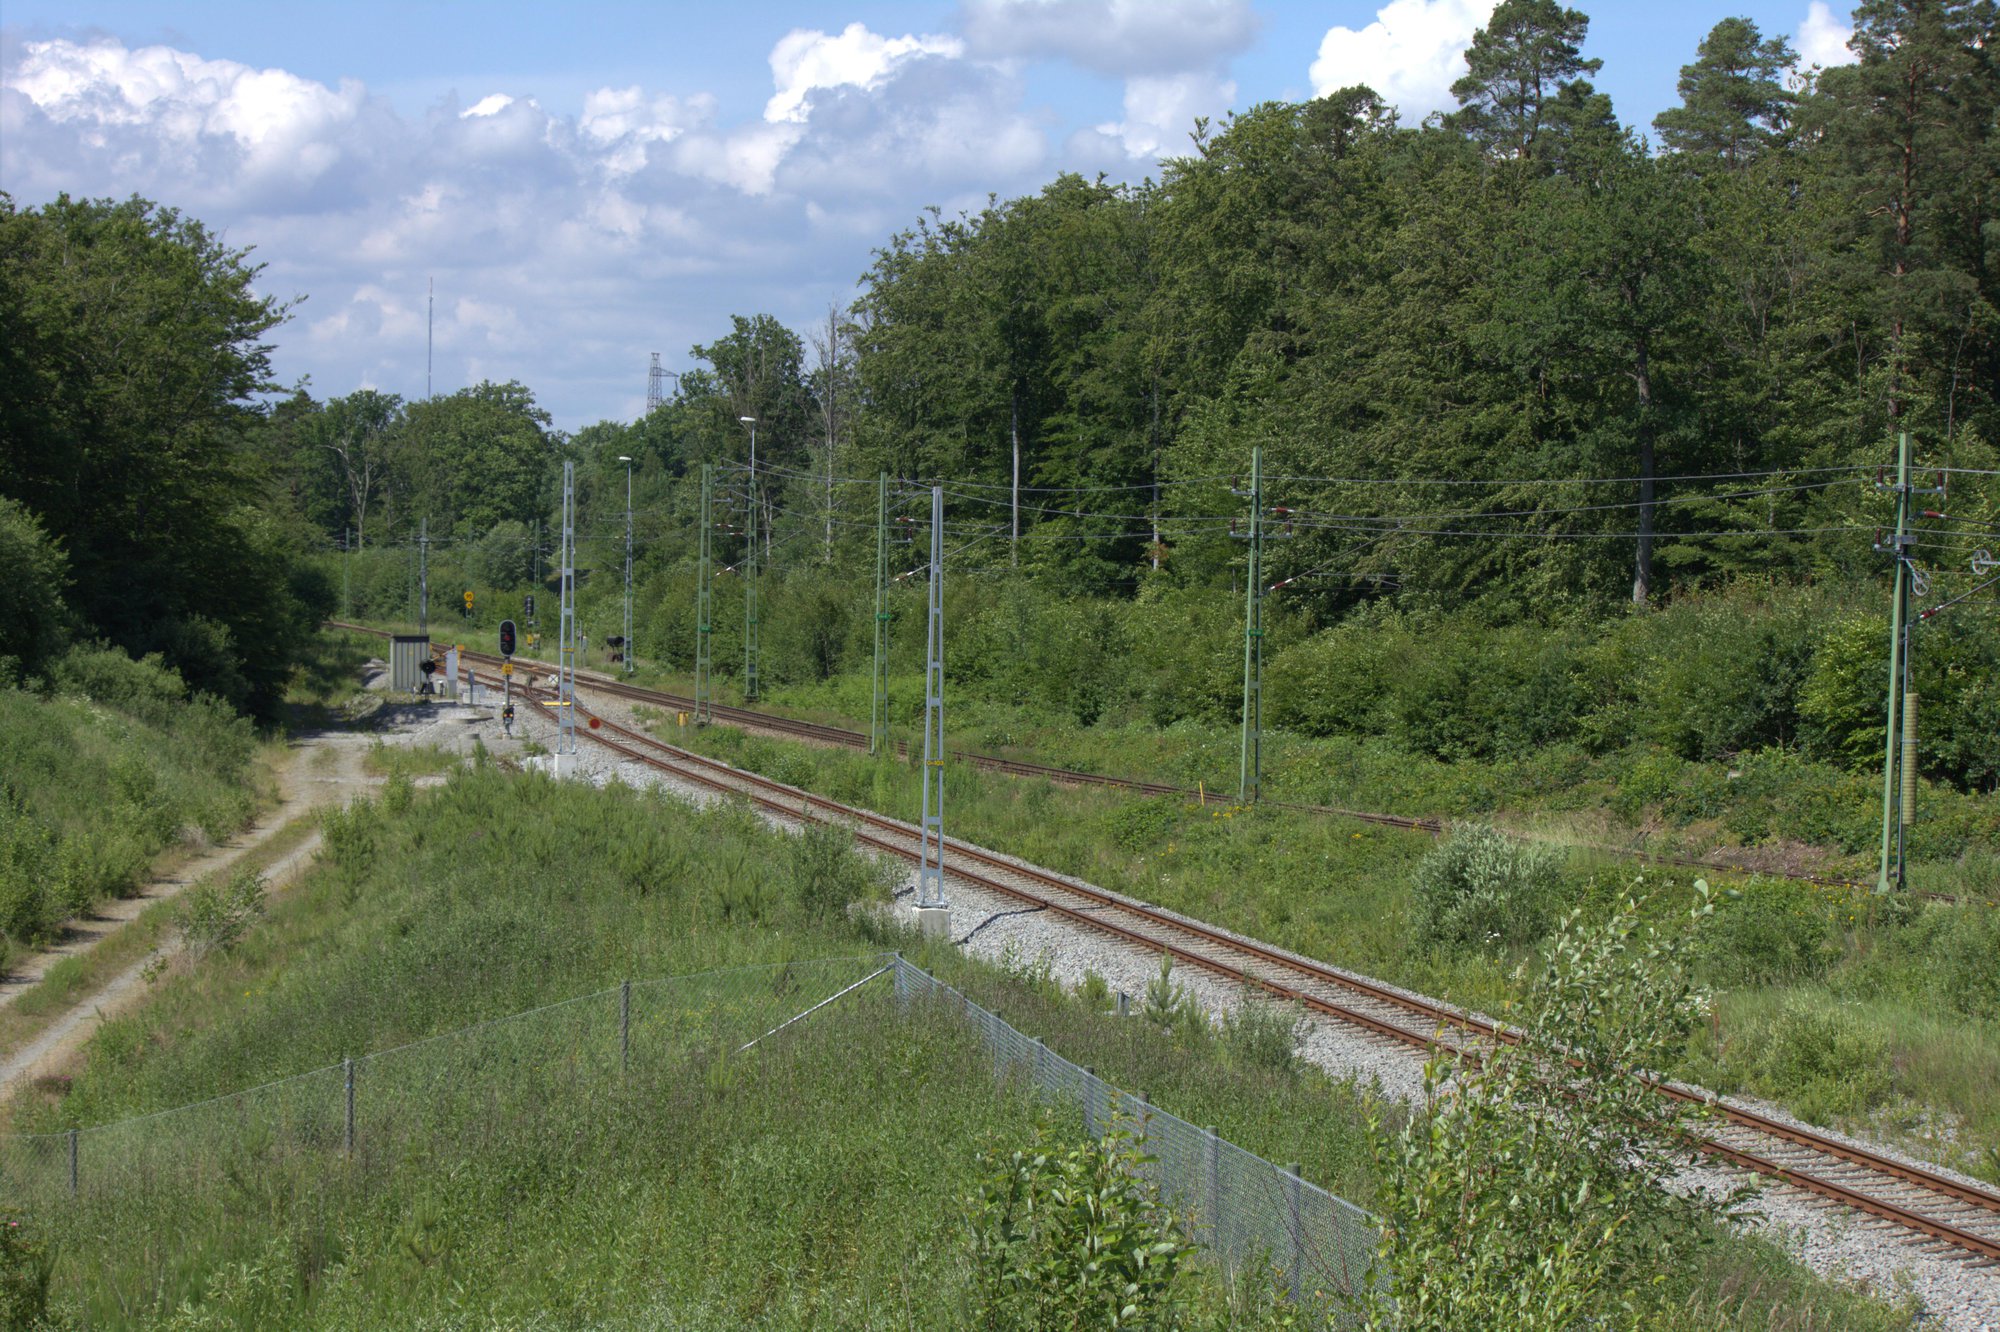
[0,728,384,1100]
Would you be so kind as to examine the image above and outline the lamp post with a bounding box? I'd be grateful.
[737,417,761,697]
[619,455,634,676]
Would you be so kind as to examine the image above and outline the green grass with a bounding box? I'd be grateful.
[654,719,2000,1184]
[0,817,326,1079]
[1,761,1917,1330]
[0,652,262,967]
[360,740,459,779]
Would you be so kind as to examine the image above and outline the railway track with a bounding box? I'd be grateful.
[462,657,2000,1266]
[331,622,1897,892]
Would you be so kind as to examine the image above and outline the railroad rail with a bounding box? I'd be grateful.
[460,656,2000,1265]
[329,621,1887,894]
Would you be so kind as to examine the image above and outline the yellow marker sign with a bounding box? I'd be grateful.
[463,591,474,607]
[501,663,513,677]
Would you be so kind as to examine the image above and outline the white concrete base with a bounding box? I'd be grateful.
[914,905,952,939]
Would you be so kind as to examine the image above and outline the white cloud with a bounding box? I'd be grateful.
[1308,0,1494,120]
[960,0,1256,78]
[461,92,515,118]
[764,23,964,123]
[4,36,371,204]
[1796,2,1858,69]
[0,27,1061,427]
[1092,71,1235,160]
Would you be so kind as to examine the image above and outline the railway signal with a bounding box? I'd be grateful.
[462,590,474,620]
[499,619,516,658]
[524,593,536,625]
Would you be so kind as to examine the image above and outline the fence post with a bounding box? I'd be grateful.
[620,980,632,1074]
[1285,1163,1304,1305]
[1033,1037,1047,1090]
[343,1057,355,1160]
[67,1128,77,1197]
[1084,1067,1096,1137]
[1116,990,1129,1017]
[1206,1126,1222,1250]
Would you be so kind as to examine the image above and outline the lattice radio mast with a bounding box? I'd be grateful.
[646,352,673,416]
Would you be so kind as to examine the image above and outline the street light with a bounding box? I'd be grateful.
[737,417,760,698]
[618,455,634,676]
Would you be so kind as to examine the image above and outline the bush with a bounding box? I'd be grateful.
[1356,891,1717,1329]
[1701,882,1841,986]
[0,497,73,682]
[783,819,886,918]
[1220,993,1304,1076]
[174,870,266,960]
[0,1207,73,1331]
[1752,993,1890,1123]
[0,669,257,952]
[1140,953,1208,1037]
[1798,614,1885,769]
[1874,902,2000,1021]
[967,1113,1203,1331]
[1411,824,1564,952]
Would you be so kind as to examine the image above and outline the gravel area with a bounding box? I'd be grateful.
[526,683,2000,1330]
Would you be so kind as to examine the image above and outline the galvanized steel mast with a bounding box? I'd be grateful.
[917,485,947,911]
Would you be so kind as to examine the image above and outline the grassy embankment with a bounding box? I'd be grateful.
[0,649,266,975]
[3,763,1912,1330]
[0,632,424,1071]
[651,716,2000,1185]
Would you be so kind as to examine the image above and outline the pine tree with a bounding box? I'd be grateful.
[1654,17,1799,168]
[1810,0,1998,433]
[1448,0,1603,164]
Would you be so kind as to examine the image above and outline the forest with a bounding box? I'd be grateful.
[3,0,1995,785]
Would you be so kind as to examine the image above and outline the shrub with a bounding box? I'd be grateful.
[1356,890,1718,1329]
[1701,882,1841,986]
[1410,824,1564,952]
[1915,904,2000,1021]
[1220,993,1305,1076]
[0,497,73,682]
[1798,615,1886,769]
[1140,953,1208,1037]
[783,819,885,919]
[174,870,266,960]
[0,1207,73,1331]
[966,1113,1201,1331]
[463,520,534,589]
[1752,993,1890,1123]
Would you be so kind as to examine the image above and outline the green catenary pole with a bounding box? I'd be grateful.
[1875,430,1913,893]
[1239,446,1263,806]
[695,464,713,724]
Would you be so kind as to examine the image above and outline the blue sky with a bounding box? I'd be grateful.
[1,2,1858,431]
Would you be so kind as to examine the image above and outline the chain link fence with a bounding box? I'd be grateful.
[891,958,1379,1318]
[1,954,895,1210]
[3,952,1379,1323]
